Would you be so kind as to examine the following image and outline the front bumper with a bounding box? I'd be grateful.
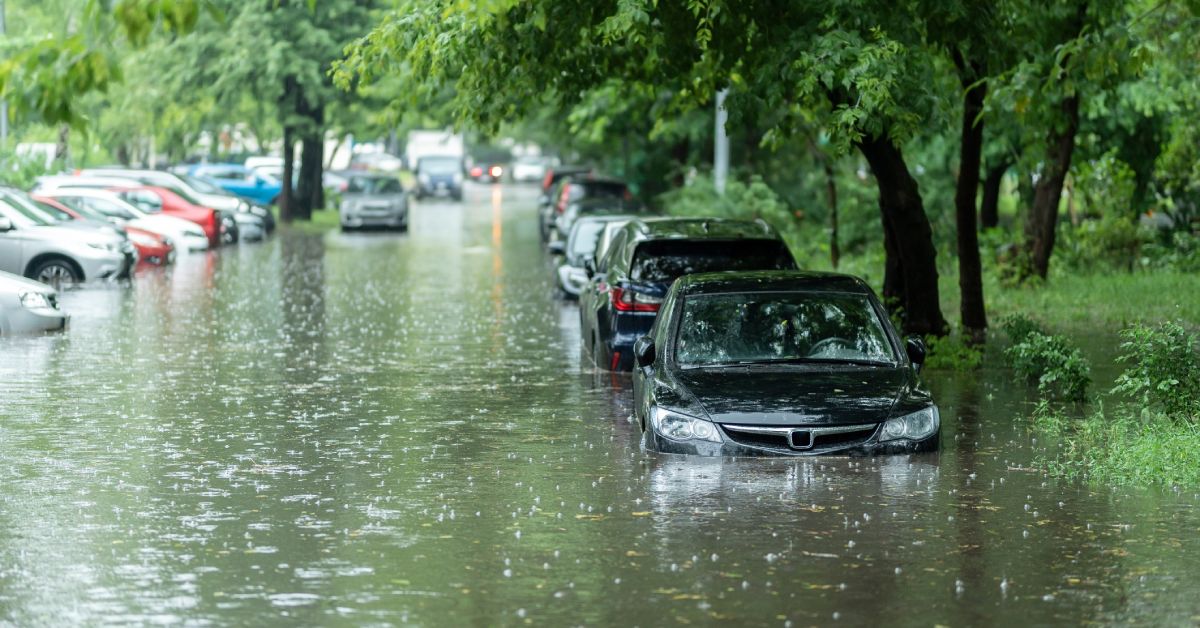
[645,428,939,457]
[3,303,68,334]
[77,248,134,282]
[341,209,407,228]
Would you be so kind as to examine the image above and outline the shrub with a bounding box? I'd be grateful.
[1111,321,1200,419]
[1057,214,1147,272]
[923,334,983,371]
[1005,331,1091,402]
[1000,313,1046,345]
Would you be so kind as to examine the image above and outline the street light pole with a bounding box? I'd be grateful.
[713,88,729,195]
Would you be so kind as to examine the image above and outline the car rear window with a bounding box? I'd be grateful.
[630,239,796,283]
[581,181,628,199]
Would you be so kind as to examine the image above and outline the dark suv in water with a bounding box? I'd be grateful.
[579,217,797,371]
[414,156,464,200]
[540,174,630,242]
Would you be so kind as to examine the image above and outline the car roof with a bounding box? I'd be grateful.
[671,270,874,297]
[626,217,779,241]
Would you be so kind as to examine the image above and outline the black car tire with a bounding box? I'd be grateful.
[29,257,82,287]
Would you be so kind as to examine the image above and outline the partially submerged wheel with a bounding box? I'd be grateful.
[31,258,80,288]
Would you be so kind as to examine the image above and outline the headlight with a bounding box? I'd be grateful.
[650,407,722,443]
[879,406,939,442]
[453,172,464,184]
[87,241,118,252]
[418,173,431,184]
[18,291,51,310]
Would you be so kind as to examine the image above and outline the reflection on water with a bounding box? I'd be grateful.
[1,184,1199,625]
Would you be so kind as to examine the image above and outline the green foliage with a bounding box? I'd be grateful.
[1004,331,1091,402]
[1000,313,1046,345]
[1056,214,1146,272]
[1111,321,1200,419]
[659,173,790,224]
[1033,400,1200,487]
[922,334,983,371]
[1139,231,1200,272]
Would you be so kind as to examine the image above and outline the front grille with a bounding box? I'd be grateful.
[46,293,59,310]
[721,423,879,454]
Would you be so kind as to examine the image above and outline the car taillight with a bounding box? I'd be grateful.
[470,166,484,177]
[542,172,554,191]
[611,286,662,312]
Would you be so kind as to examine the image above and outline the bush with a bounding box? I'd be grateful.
[923,334,983,371]
[1000,313,1046,345]
[1057,214,1147,272]
[1140,230,1200,272]
[1111,321,1200,419]
[1004,331,1091,402]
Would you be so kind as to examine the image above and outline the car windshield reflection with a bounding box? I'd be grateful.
[676,291,897,368]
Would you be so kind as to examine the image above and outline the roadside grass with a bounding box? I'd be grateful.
[1029,322,1200,487]
[278,207,341,234]
[1034,402,1200,488]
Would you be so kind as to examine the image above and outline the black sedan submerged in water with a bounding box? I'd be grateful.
[632,271,939,456]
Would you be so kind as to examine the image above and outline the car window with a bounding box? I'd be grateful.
[2,191,62,225]
[121,190,163,213]
[181,175,224,194]
[676,292,897,367]
[598,230,626,273]
[568,220,608,259]
[79,197,139,220]
[31,200,73,222]
[0,195,54,227]
[348,176,403,194]
[630,239,795,283]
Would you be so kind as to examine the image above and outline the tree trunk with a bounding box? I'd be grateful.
[296,134,318,221]
[54,124,70,163]
[825,158,840,270]
[1024,93,1080,280]
[855,135,948,336]
[979,161,1008,230]
[280,125,295,224]
[953,54,988,340]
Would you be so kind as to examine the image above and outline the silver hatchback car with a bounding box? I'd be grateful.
[0,193,134,287]
[0,270,67,334]
[337,173,409,231]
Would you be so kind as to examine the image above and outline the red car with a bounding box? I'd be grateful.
[109,186,222,247]
[33,195,176,266]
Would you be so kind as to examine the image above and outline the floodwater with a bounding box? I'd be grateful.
[2,184,1198,626]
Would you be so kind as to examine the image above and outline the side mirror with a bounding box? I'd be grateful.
[547,240,566,256]
[583,258,596,278]
[634,335,656,367]
[0,216,12,232]
[905,336,927,370]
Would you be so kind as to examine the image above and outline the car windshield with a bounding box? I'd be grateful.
[630,239,795,283]
[568,221,611,259]
[419,158,459,175]
[1,191,60,226]
[347,176,404,194]
[676,291,897,367]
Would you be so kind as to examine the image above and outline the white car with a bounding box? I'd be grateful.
[0,195,133,286]
[510,156,556,183]
[37,189,211,252]
[0,270,67,335]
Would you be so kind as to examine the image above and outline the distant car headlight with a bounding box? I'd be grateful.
[650,407,722,443]
[18,291,51,310]
[879,406,939,442]
[453,172,464,184]
[418,173,431,184]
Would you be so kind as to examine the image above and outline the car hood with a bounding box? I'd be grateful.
[0,270,55,294]
[135,215,205,236]
[58,220,126,239]
[677,367,908,426]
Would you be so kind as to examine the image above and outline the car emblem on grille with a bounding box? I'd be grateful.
[788,429,813,450]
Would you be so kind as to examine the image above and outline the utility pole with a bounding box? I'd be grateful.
[713,88,729,195]
[0,0,8,148]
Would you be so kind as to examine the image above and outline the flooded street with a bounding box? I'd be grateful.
[2,184,1199,626]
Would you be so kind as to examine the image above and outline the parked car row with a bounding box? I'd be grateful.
[541,169,941,458]
[0,164,283,336]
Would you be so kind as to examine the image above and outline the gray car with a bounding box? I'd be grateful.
[551,215,637,298]
[337,173,409,231]
[0,194,134,287]
[0,270,67,334]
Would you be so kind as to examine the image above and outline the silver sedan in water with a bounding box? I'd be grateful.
[337,173,409,231]
[0,270,67,335]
